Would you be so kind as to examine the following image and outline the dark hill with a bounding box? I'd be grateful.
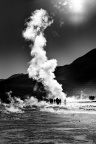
[55,48,96,96]
[0,74,47,103]
[0,48,96,102]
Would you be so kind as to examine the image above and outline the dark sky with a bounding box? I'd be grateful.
[0,0,96,79]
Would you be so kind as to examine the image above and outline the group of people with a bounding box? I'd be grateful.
[49,98,61,105]
[49,98,67,105]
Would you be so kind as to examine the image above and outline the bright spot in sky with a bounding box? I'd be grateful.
[69,0,83,13]
[52,0,96,25]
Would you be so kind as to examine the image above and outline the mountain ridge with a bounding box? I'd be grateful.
[0,48,96,102]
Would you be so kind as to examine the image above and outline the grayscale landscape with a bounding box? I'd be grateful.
[0,0,96,144]
[0,108,96,144]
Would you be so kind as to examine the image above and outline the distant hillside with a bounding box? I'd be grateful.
[0,73,48,103]
[55,48,96,96]
[0,48,96,102]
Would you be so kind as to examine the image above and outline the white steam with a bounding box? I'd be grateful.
[23,9,66,102]
[1,91,96,114]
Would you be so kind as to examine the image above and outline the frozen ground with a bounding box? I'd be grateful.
[0,107,96,144]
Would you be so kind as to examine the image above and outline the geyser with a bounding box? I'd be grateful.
[23,9,66,102]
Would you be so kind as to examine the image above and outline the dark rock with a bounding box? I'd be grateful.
[89,96,95,100]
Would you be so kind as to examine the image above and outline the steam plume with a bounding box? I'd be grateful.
[23,9,66,102]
